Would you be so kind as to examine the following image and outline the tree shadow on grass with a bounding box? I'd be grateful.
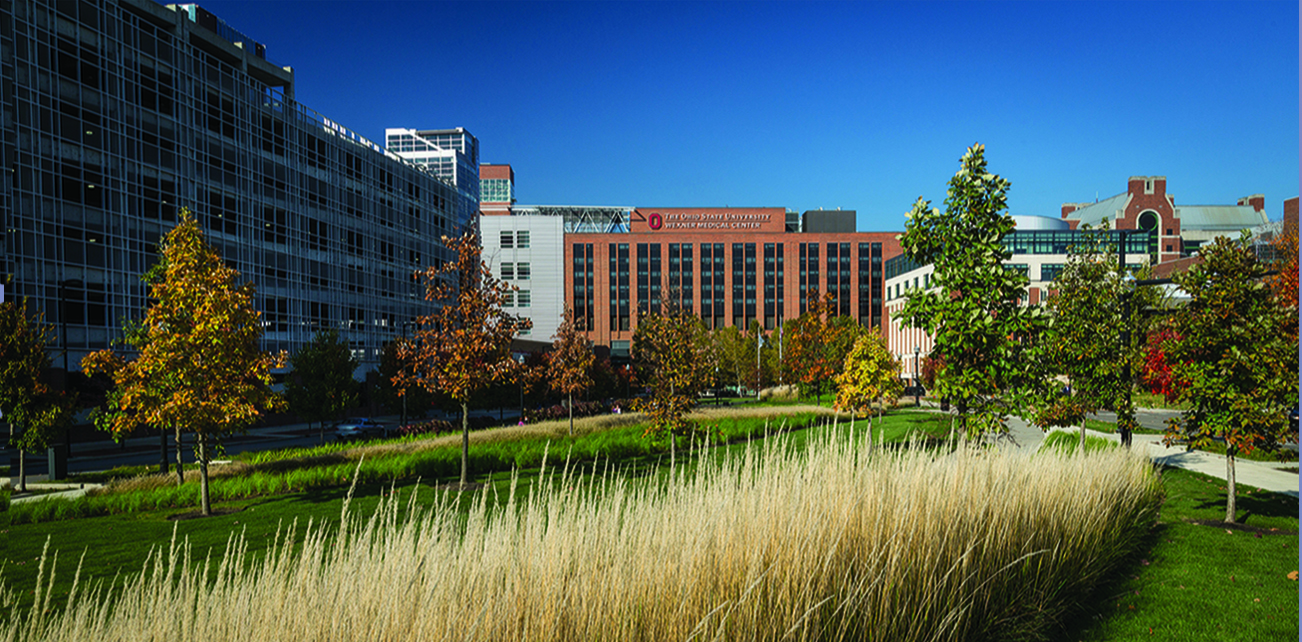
[1051,520,1170,641]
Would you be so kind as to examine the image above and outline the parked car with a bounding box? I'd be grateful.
[902,385,926,397]
[334,417,387,441]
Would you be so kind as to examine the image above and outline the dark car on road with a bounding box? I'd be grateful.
[334,417,387,441]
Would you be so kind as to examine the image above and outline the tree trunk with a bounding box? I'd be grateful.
[198,434,211,517]
[175,427,185,486]
[159,429,169,474]
[1224,447,1238,524]
[568,391,574,437]
[17,448,26,493]
[1079,419,1086,453]
[460,402,469,487]
[319,421,325,445]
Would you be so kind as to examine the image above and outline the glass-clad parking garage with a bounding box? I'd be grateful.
[0,0,475,371]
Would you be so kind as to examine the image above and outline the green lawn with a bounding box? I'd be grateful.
[1061,465,1298,640]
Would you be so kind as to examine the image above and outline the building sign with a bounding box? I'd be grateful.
[634,208,785,233]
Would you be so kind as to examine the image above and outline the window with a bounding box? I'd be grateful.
[516,263,530,280]
[516,231,530,248]
[500,231,513,249]
[517,290,531,307]
[501,262,514,280]
[503,290,515,307]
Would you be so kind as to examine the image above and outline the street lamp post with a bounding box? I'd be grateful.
[914,346,921,407]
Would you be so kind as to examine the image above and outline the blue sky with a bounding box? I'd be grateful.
[199,1,1298,231]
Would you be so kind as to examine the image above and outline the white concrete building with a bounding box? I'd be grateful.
[478,215,565,342]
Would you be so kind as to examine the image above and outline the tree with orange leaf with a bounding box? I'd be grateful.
[82,210,284,516]
[396,233,530,486]
[548,307,594,437]
[1266,226,1297,341]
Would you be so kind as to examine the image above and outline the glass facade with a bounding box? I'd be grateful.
[385,128,480,207]
[572,243,594,331]
[481,177,513,204]
[0,0,473,368]
[886,230,1152,280]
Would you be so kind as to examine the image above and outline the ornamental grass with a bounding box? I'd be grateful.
[3,429,1161,642]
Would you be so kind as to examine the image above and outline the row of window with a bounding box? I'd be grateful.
[500,262,531,280]
[499,230,531,249]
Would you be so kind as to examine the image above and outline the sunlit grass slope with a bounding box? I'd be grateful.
[4,431,1161,642]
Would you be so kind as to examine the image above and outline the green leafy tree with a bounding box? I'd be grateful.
[834,333,903,425]
[548,307,595,437]
[82,210,284,516]
[632,300,712,464]
[1041,225,1159,450]
[396,233,529,486]
[1163,234,1299,523]
[285,329,359,444]
[0,298,57,491]
[898,143,1048,437]
[375,338,439,422]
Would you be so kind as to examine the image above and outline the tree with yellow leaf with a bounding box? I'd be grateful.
[82,210,283,516]
[834,333,903,425]
[396,233,529,486]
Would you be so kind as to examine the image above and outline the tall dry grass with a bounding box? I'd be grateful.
[2,430,1161,642]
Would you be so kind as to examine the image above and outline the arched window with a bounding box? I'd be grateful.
[1137,210,1160,262]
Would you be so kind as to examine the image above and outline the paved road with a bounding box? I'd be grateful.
[6,408,524,484]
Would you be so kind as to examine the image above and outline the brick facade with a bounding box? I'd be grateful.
[564,208,902,351]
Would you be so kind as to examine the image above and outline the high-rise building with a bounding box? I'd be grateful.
[0,0,475,372]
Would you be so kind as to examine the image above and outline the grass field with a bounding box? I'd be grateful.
[2,407,1295,641]
[2,417,1161,641]
[1041,430,1299,641]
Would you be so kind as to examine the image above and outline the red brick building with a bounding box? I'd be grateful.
[1062,176,1270,263]
[564,207,902,354]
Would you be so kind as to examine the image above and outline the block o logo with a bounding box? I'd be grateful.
[648,212,663,230]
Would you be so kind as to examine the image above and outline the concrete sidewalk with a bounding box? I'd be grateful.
[928,405,1300,497]
[1036,422,1300,496]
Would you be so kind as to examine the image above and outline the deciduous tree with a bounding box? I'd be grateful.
[1041,225,1158,450]
[834,333,902,425]
[781,292,862,405]
[0,298,55,491]
[548,307,595,437]
[897,143,1048,437]
[82,210,284,516]
[632,300,712,464]
[396,233,529,486]
[285,329,359,444]
[1163,234,1299,523]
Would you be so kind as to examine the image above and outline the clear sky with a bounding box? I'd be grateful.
[198,1,1298,232]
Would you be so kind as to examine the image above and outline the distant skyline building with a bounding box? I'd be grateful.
[0,0,474,372]
[386,127,482,225]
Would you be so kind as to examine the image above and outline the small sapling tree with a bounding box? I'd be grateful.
[834,333,903,426]
[548,307,594,437]
[82,210,284,516]
[397,233,529,486]
[897,143,1048,437]
[286,329,359,444]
